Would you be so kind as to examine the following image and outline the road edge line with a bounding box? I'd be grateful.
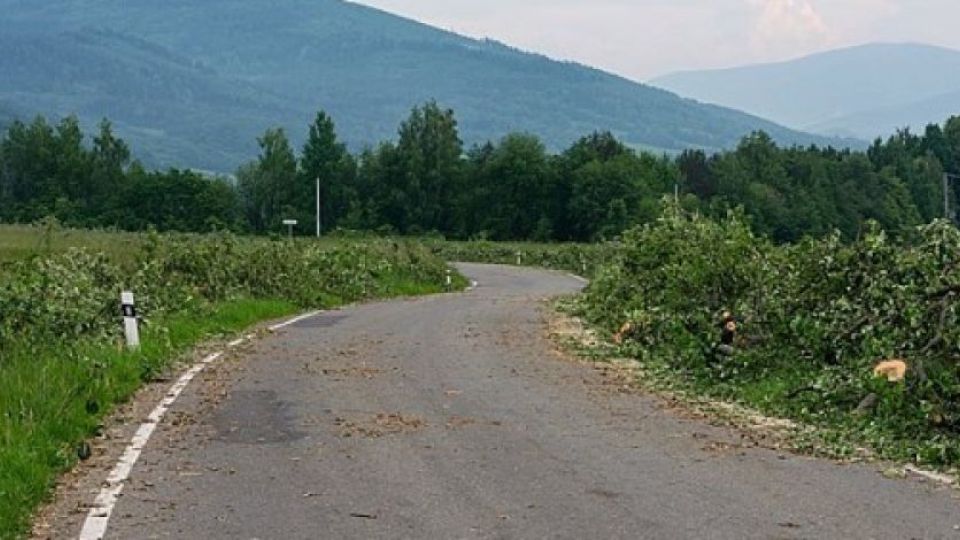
[269,310,323,331]
[78,310,320,539]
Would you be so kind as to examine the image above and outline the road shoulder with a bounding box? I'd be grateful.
[545,306,960,490]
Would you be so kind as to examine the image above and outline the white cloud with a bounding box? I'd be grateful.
[747,0,832,56]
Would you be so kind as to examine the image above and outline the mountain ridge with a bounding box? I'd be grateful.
[654,42,958,79]
[651,42,960,139]
[0,0,854,171]
[811,88,960,139]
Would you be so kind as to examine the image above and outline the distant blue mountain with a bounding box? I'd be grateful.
[0,0,852,171]
[0,103,17,130]
[809,88,960,139]
[652,43,960,139]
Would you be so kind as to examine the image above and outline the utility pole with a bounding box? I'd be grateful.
[316,176,321,238]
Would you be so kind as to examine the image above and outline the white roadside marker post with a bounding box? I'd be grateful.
[516,252,522,266]
[446,268,452,289]
[121,291,140,349]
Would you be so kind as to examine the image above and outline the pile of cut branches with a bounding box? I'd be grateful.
[578,206,960,465]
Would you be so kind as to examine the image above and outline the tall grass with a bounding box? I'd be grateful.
[0,223,143,265]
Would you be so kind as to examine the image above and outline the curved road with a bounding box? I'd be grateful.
[77,264,958,538]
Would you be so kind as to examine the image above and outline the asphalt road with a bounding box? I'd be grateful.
[86,264,959,539]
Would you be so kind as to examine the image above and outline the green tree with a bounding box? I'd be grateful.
[238,128,298,233]
[678,149,716,199]
[458,142,497,238]
[554,132,631,239]
[394,101,464,234]
[300,111,356,234]
[568,157,635,240]
[0,117,59,220]
[944,116,960,173]
[566,151,676,241]
[474,133,555,240]
[709,132,793,240]
[354,142,404,232]
[88,119,130,223]
[52,116,92,223]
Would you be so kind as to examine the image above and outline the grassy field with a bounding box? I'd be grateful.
[0,225,602,269]
[0,224,144,265]
[426,239,612,277]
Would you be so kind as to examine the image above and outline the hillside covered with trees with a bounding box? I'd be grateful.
[1,105,957,243]
[0,0,850,172]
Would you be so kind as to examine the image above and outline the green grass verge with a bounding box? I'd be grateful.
[0,298,299,539]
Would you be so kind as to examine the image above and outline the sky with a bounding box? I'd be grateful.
[350,0,960,81]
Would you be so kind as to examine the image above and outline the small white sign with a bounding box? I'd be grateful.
[282,219,298,226]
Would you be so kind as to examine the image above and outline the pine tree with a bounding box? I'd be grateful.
[300,111,355,234]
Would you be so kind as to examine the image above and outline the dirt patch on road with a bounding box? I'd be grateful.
[305,365,384,379]
[335,413,426,438]
[445,415,503,430]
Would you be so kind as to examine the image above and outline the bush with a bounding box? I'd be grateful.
[577,205,960,465]
[0,233,451,351]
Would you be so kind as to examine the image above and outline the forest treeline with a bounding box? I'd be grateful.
[1,103,958,242]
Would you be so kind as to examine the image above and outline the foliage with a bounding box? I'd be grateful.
[0,116,239,232]
[576,204,960,466]
[238,127,299,233]
[299,111,357,235]
[349,102,465,234]
[0,232,452,351]
[461,134,557,241]
[562,133,678,241]
[4,108,958,244]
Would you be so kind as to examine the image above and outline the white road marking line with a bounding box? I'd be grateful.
[79,310,319,539]
[567,273,590,284]
[79,351,221,540]
[268,310,322,331]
